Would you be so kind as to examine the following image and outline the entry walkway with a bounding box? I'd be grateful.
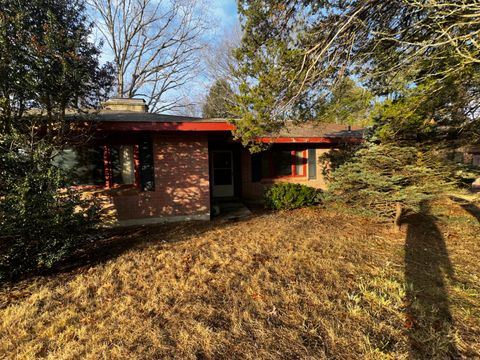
[212,199,252,221]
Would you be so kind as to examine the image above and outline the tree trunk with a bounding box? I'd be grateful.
[394,203,403,232]
[117,68,124,97]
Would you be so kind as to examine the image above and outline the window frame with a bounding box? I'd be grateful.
[55,146,107,188]
[68,144,141,190]
[261,149,307,180]
[104,144,141,189]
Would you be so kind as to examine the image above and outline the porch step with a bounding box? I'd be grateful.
[212,201,252,221]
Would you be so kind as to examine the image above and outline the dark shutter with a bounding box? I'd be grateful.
[251,153,262,182]
[308,149,317,180]
[139,137,155,191]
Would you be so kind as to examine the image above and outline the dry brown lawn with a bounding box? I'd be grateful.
[1,198,479,359]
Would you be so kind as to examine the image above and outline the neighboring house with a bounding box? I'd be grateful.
[453,145,480,168]
[59,98,364,226]
[453,145,480,190]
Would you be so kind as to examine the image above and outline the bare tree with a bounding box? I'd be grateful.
[204,24,242,85]
[199,25,242,117]
[89,0,207,113]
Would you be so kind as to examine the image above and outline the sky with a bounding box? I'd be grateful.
[90,0,240,115]
[209,0,239,34]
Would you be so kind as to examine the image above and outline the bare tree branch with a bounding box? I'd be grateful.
[89,0,207,113]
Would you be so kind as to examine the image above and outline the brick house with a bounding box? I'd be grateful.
[59,98,363,226]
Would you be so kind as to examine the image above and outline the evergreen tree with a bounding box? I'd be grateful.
[327,144,458,231]
[202,79,236,118]
[0,0,113,280]
[233,0,480,146]
[317,77,373,126]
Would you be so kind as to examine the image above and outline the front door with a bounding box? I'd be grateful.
[212,150,234,197]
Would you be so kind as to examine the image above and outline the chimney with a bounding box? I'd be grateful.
[101,97,148,113]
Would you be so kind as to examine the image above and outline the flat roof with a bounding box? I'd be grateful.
[92,110,228,123]
[64,110,366,141]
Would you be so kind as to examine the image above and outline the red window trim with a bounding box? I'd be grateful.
[104,144,112,188]
[104,144,141,189]
[64,144,141,190]
[262,149,307,180]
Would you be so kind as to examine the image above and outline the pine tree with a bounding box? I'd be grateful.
[327,144,457,231]
[202,79,235,118]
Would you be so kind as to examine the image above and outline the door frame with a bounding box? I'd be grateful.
[211,150,235,198]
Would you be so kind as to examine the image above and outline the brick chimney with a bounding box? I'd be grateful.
[102,97,148,113]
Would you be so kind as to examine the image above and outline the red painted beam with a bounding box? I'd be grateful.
[96,121,235,132]
[256,137,363,143]
[92,121,362,144]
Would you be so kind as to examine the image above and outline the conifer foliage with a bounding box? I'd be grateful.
[328,145,457,230]
[0,0,113,280]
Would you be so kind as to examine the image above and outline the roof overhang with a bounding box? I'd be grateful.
[91,119,363,144]
[256,136,363,143]
[96,121,235,132]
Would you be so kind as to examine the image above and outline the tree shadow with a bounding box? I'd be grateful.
[404,202,460,359]
[450,196,480,223]
[0,215,249,292]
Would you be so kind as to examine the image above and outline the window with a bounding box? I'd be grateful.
[260,149,306,178]
[110,145,135,185]
[54,146,105,186]
[56,141,154,190]
[273,150,293,176]
[295,151,305,176]
[473,154,480,168]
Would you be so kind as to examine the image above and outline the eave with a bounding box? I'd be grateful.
[95,121,235,132]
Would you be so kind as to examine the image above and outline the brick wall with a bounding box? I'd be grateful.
[241,147,332,200]
[96,133,210,225]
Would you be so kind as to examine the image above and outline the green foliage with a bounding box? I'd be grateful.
[317,77,373,126]
[370,77,480,146]
[202,79,236,118]
[264,183,323,210]
[0,0,112,281]
[234,0,480,147]
[319,142,364,182]
[0,157,100,280]
[0,0,113,118]
[327,144,458,221]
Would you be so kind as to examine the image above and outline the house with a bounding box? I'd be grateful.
[59,98,364,226]
[453,145,480,168]
[453,145,480,190]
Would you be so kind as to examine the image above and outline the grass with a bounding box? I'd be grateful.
[0,198,479,359]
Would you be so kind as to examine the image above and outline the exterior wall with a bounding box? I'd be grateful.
[241,147,332,200]
[95,133,210,225]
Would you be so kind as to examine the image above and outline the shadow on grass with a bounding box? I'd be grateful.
[450,196,480,223]
[404,203,460,359]
[1,216,250,289]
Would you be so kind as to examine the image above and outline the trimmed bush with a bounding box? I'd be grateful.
[264,183,323,210]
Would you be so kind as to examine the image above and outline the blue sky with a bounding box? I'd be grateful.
[209,0,239,34]
[90,0,240,115]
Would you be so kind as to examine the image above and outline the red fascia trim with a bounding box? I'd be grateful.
[96,121,235,132]
[103,145,112,188]
[256,137,362,143]
[133,144,141,188]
